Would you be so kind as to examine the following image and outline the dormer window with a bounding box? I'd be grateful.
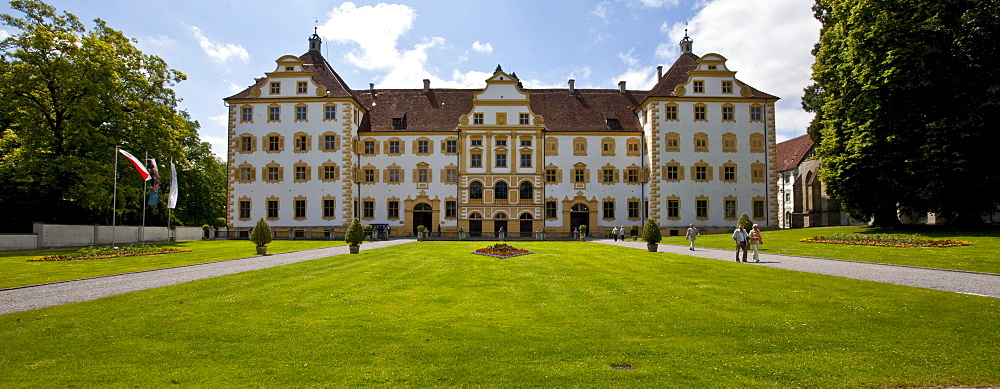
[285,66,295,71]
[392,118,402,126]
[708,65,717,70]
[606,118,619,127]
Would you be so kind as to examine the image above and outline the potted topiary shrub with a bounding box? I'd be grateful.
[631,224,640,241]
[363,224,374,241]
[250,218,272,255]
[578,224,587,241]
[642,218,662,252]
[345,218,365,254]
[417,224,426,241]
[202,224,211,240]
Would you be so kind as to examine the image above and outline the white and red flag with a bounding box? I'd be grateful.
[118,149,151,181]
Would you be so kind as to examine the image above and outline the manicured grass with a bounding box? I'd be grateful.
[1,242,998,387]
[663,226,1000,274]
[0,240,345,289]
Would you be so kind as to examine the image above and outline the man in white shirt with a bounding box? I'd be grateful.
[731,225,749,262]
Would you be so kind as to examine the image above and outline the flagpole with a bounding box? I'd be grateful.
[141,151,147,243]
[112,145,119,248]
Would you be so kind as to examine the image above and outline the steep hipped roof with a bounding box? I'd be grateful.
[355,88,646,132]
[644,52,779,100]
[224,50,354,100]
[775,134,815,171]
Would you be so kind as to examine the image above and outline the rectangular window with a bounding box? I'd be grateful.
[696,200,708,218]
[665,105,677,120]
[323,199,336,218]
[694,106,706,121]
[239,200,251,219]
[666,166,679,180]
[267,199,279,218]
[241,167,252,181]
[388,169,400,183]
[417,140,429,154]
[241,136,253,152]
[545,169,557,183]
[295,135,307,151]
[325,105,337,120]
[269,82,280,94]
[297,81,307,94]
[545,201,557,219]
[602,169,615,183]
[296,105,307,121]
[603,201,615,219]
[267,167,279,181]
[693,80,704,93]
[628,201,640,218]
[471,153,482,168]
[519,113,529,125]
[627,169,639,183]
[696,166,708,181]
[520,153,531,168]
[496,139,507,147]
[725,199,737,219]
[754,200,766,220]
[324,165,337,180]
[364,141,375,155]
[722,106,734,121]
[388,140,400,154]
[295,199,306,218]
[473,113,484,124]
[574,169,586,183]
[363,169,375,183]
[324,135,337,150]
[722,81,733,94]
[667,199,679,218]
[750,106,762,121]
[363,201,374,219]
[496,153,507,167]
[388,201,399,219]
[521,139,531,147]
[446,201,457,218]
[471,139,482,147]
[446,169,458,183]
[268,106,280,121]
[241,107,253,122]
[446,140,457,154]
[417,168,429,182]
[295,166,306,180]
[724,166,736,181]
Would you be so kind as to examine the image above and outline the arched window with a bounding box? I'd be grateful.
[571,204,589,212]
[470,181,483,199]
[470,212,482,219]
[495,181,508,200]
[415,203,432,211]
[519,181,533,200]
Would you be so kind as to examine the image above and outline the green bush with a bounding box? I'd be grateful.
[364,224,374,231]
[642,218,661,244]
[345,218,365,246]
[249,218,272,247]
[737,213,753,231]
[578,225,587,232]
[417,225,426,232]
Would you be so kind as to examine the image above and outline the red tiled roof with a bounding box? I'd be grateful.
[775,134,815,171]
[645,52,779,100]
[529,89,645,132]
[224,50,354,100]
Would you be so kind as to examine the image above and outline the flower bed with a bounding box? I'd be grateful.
[28,245,193,262]
[801,233,972,248]
[472,243,534,258]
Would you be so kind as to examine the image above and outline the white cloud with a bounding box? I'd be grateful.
[458,55,469,62]
[186,25,249,63]
[618,49,641,67]
[639,0,680,7]
[591,1,610,21]
[222,79,244,94]
[319,2,421,71]
[0,29,11,40]
[676,0,821,135]
[471,41,493,55]
[141,34,177,49]
[655,42,678,61]
[202,135,228,158]
[613,49,658,89]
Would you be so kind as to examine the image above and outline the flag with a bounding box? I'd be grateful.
[146,158,161,205]
[118,149,151,181]
[167,161,178,209]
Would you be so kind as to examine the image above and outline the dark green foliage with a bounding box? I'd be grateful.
[805,0,1000,226]
[641,218,661,244]
[737,213,753,231]
[249,218,271,247]
[345,218,365,246]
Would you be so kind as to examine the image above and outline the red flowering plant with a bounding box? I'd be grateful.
[28,245,192,262]
[472,243,534,258]
[801,233,973,248]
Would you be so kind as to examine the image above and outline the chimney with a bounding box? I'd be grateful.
[618,81,627,94]
[568,79,575,94]
[369,83,374,91]
[657,66,663,80]
[423,79,430,94]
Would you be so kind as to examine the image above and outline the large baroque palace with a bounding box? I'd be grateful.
[225,32,779,238]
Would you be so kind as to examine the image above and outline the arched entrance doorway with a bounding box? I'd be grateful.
[494,212,508,237]
[413,203,432,235]
[570,203,590,235]
[519,213,533,237]
[469,212,483,237]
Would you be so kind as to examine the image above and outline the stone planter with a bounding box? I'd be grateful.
[349,244,360,254]
[646,243,658,252]
[256,245,267,255]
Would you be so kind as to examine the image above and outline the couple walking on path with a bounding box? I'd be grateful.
[732,224,763,262]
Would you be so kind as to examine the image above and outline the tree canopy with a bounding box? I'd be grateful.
[0,0,224,231]
[804,0,1000,226]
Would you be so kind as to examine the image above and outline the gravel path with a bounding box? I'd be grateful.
[0,239,415,315]
[597,239,1000,298]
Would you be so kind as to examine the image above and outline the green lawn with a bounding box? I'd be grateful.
[1,242,997,387]
[663,226,1000,274]
[0,240,345,289]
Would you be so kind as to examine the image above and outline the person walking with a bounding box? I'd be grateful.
[612,226,619,242]
[685,224,700,251]
[732,225,749,262]
[619,226,627,241]
[748,224,763,262]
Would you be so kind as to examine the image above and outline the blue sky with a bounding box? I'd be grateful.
[1,0,820,157]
